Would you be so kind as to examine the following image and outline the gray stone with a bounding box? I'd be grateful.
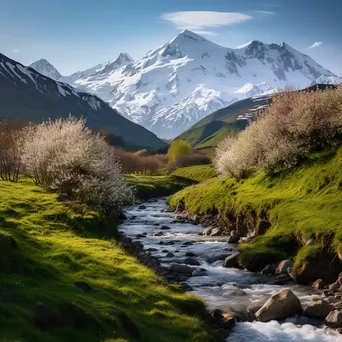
[184,258,200,266]
[325,310,342,328]
[223,253,240,268]
[210,228,221,236]
[202,227,213,236]
[261,264,277,275]
[138,205,146,209]
[275,260,292,275]
[160,225,171,230]
[166,252,174,258]
[206,252,231,263]
[304,300,335,317]
[227,235,240,243]
[168,263,194,274]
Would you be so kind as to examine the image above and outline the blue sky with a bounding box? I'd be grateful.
[1,0,341,75]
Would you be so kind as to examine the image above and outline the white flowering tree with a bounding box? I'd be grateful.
[22,116,132,213]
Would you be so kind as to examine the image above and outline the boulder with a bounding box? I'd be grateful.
[206,252,231,263]
[168,263,194,274]
[325,310,342,328]
[185,252,197,257]
[132,241,144,250]
[275,260,292,275]
[181,241,193,246]
[334,302,342,310]
[230,289,247,296]
[227,235,240,243]
[202,227,213,236]
[255,289,302,322]
[261,264,277,275]
[160,225,171,230]
[293,250,342,284]
[183,258,200,266]
[138,205,146,210]
[223,253,240,268]
[192,268,207,277]
[304,300,335,317]
[179,282,193,292]
[312,279,326,289]
[222,313,236,329]
[327,281,340,292]
[210,228,221,236]
[166,252,174,258]
[247,303,264,314]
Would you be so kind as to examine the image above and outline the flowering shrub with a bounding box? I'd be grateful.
[215,87,342,178]
[22,117,132,213]
[0,120,26,182]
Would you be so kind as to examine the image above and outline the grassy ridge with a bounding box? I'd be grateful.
[171,165,216,183]
[0,179,218,342]
[125,174,197,200]
[170,148,342,272]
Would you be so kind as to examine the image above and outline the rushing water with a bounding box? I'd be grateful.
[119,198,341,342]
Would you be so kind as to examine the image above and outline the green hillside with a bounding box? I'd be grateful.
[175,96,270,148]
[0,178,217,342]
[170,147,342,280]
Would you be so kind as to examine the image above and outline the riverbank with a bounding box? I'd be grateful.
[0,179,218,341]
[169,148,342,284]
[119,198,342,341]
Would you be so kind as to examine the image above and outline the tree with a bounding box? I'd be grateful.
[168,140,192,163]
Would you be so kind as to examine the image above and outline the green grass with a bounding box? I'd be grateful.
[170,147,342,273]
[175,121,246,149]
[0,178,220,342]
[125,174,198,200]
[171,165,216,183]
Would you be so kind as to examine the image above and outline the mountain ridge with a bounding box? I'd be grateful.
[0,52,167,149]
[29,30,341,139]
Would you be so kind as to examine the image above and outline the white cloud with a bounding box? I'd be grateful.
[309,41,323,48]
[192,30,218,36]
[161,11,253,33]
[255,10,275,15]
[12,49,19,53]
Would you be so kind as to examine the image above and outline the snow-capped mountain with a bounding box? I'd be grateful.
[0,53,166,149]
[61,30,341,138]
[29,58,62,80]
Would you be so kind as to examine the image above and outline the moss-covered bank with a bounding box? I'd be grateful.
[170,148,342,283]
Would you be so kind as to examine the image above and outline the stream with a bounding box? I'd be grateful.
[119,198,341,342]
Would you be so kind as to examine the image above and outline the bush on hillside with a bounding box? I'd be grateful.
[167,153,211,172]
[215,87,342,178]
[22,117,132,213]
[115,148,164,175]
[0,120,26,182]
[168,140,192,163]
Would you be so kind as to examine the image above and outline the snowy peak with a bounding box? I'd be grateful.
[97,53,133,75]
[29,58,62,80]
[58,30,341,138]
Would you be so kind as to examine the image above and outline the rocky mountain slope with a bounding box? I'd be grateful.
[0,53,166,149]
[176,84,336,149]
[40,30,341,138]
